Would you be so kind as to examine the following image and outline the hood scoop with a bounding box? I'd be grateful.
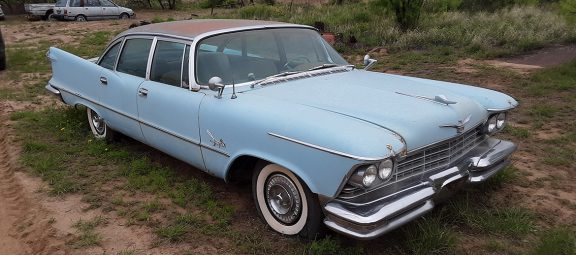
[396,92,457,105]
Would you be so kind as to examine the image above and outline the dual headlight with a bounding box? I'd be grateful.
[348,159,395,189]
[484,112,507,134]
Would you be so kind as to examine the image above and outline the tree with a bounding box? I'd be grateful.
[379,0,425,30]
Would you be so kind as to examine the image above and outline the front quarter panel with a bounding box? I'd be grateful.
[198,91,402,197]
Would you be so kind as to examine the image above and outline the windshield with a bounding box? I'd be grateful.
[55,0,67,7]
[195,28,348,85]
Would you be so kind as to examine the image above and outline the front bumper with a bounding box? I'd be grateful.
[323,137,516,240]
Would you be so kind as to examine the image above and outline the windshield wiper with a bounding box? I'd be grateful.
[307,64,356,71]
[251,71,302,87]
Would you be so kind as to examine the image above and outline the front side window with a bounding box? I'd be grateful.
[70,0,84,7]
[99,41,121,70]
[195,28,348,85]
[55,0,68,7]
[117,38,152,78]
[100,0,115,6]
[150,41,186,87]
[86,0,100,6]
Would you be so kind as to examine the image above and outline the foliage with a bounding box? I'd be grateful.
[423,0,462,12]
[560,0,576,22]
[376,0,425,30]
[460,0,539,11]
[532,228,576,255]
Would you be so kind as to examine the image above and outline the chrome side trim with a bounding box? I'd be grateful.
[56,85,230,157]
[268,132,388,161]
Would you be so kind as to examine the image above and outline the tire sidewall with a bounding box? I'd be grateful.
[76,15,86,21]
[254,163,309,236]
[87,108,107,139]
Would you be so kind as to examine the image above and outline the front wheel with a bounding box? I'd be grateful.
[87,108,115,141]
[75,15,87,22]
[119,13,129,19]
[252,163,324,239]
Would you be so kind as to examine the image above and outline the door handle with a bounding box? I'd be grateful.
[138,88,148,97]
[99,77,108,85]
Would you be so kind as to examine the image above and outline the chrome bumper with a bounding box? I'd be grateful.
[45,83,64,102]
[323,138,516,240]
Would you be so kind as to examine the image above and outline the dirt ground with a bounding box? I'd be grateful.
[0,13,575,255]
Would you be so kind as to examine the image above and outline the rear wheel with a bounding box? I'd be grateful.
[87,108,115,141]
[75,15,87,22]
[252,163,324,239]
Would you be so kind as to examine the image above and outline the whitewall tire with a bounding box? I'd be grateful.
[87,108,115,141]
[252,163,323,238]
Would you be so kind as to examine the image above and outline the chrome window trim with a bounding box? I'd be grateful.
[145,36,158,80]
[97,37,125,70]
[189,25,318,90]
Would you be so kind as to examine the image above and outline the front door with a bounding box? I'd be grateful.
[137,41,206,170]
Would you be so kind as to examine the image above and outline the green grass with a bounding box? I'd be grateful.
[70,216,107,248]
[505,125,531,138]
[526,60,576,96]
[156,224,188,242]
[403,216,457,255]
[305,237,364,255]
[532,228,576,255]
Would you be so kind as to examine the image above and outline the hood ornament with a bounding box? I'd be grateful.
[440,114,471,134]
[395,92,457,105]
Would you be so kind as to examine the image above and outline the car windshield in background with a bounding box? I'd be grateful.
[195,28,348,85]
[55,0,67,7]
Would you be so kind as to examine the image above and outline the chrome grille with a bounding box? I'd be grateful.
[395,126,484,180]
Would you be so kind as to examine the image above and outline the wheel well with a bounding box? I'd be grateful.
[226,155,261,183]
[46,9,53,16]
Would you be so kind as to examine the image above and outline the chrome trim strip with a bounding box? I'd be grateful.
[268,132,388,161]
[200,143,231,157]
[408,121,484,153]
[57,85,229,157]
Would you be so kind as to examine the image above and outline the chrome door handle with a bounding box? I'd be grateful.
[99,77,108,85]
[138,88,148,97]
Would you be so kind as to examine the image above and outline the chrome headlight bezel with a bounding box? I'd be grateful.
[484,111,508,134]
[347,158,396,189]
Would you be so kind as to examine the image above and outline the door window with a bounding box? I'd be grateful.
[150,40,186,87]
[99,41,121,70]
[70,0,84,7]
[100,0,115,6]
[86,0,100,6]
[117,38,152,78]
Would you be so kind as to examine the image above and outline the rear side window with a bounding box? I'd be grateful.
[99,42,121,70]
[150,41,186,87]
[117,38,152,78]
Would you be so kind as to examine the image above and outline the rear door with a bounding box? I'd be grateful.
[99,0,119,19]
[137,39,206,170]
[96,37,153,142]
[83,0,103,19]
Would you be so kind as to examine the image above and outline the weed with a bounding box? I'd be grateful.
[532,227,576,255]
[70,216,107,248]
[156,224,188,242]
[117,250,137,255]
[504,125,531,138]
[482,166,518,189]
[403,216,456,255]
[306,237,364,255]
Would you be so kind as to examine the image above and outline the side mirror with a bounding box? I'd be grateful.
[363,54,377,71]
[208,76,225,99]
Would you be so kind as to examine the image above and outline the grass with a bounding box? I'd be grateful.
[403,216,457,255]
[532,228,576,255]
[217,4,576,58]
[70,216,107,248]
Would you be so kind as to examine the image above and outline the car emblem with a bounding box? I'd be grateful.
[440,114,471,134]
[206,130,226,149]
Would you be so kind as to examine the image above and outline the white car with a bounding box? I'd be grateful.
[52,0,134,21]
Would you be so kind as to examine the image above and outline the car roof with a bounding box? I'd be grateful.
[118,19,313,40]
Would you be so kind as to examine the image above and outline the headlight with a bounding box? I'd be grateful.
[496,112,506,130]
[362,165,377,187]
[378,159,394,180]
[486,115,498,133]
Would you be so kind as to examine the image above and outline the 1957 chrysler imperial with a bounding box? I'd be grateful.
[46,19,518,240]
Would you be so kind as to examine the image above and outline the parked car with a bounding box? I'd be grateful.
[24,3,56,20]
[52,0,134,21]
[46,19,518,240]
[0,28,5,71]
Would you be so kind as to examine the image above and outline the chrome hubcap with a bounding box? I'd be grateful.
[265,174,301,225]
[90,110,105,135]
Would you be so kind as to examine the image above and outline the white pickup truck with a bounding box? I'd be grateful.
[24,3,56,20]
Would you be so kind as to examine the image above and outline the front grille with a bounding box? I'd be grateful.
[395,126,484,180]
[338,126,485,198]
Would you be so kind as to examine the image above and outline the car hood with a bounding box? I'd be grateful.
[243,70,510,151]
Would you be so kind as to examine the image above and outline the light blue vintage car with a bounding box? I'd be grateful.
[46,19,518,240]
